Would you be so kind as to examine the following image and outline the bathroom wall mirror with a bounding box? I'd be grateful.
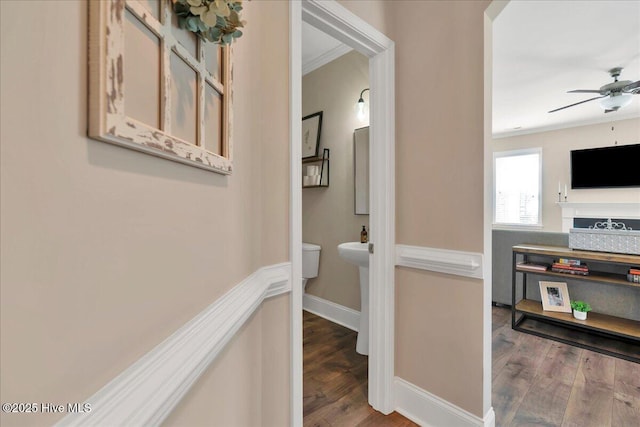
[354,127,369,215]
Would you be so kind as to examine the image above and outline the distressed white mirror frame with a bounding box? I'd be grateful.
[88,0,233,174]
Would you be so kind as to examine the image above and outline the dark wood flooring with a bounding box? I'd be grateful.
[493,305,640,427]
[304,307,640,427]
[303,310,417,426]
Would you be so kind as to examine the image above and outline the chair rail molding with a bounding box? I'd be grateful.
[55,262,291,427]
[396,244,484,279]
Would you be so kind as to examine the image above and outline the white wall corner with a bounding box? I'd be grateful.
[368,42,396,416]
[289,1,304,425]
[483,407,496,427]
[394,377,488,427]
[302,293,360,331]
[395,244,484,279]
[55,262,291,427]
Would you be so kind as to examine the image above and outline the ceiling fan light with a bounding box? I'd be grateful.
[599,93,633,110]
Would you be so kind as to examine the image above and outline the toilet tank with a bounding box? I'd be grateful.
[302,242,321,278]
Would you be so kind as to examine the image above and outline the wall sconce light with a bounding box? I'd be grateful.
[357,88,370,120]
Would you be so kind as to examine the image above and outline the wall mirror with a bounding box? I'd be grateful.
[354,127,369,215]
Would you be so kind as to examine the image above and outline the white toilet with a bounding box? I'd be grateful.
[302,242,321,290]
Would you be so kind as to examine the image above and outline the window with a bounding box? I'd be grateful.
[493,148,542,227]
[88,0,232,174]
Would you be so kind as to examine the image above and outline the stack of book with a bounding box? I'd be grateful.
[552,258,589,276]
[516,262,549,272]
[628,268,640,284]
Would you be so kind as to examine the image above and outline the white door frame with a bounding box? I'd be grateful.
[290,1,396,424]
[484,1,509,420]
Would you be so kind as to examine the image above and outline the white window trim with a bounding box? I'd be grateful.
[492,147,543,228]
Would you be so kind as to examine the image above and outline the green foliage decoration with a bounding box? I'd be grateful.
[172,0,245,45]
[570,300,592,313]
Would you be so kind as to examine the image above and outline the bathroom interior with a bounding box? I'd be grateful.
[300,24,374,421]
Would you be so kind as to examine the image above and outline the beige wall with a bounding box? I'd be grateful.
[339,0,392,36]
[341,0,490,418]
[302,50,370,311]
[335,0,492,418]
[395,270,484,413]
[0,1,289,426]
[388,0,490,418]
[493,118,640,231]
[165,295,290,427]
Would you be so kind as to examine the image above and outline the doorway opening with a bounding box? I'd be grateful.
[300,34,371,419]
[289,1,395,424]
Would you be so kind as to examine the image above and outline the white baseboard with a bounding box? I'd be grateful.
[394,377,495,427]
[56,263,291,427]
[483,407,496,427]
[303,293,360,332]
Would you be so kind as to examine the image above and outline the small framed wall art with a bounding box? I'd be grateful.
[301,111,323,159]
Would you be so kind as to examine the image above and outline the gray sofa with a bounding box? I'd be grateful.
[492,229,568,305]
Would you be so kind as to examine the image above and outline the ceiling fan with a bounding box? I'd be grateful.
[549,67,640,114]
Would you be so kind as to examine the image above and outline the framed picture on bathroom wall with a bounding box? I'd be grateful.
[302,111,323,159]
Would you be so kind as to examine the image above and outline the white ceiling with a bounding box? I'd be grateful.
[493,0,640,138]
[302,1,640,138]
[301,21,352,75]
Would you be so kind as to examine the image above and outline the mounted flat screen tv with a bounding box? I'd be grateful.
[571,144,640,189]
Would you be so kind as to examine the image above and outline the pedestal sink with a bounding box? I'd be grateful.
[337,242,369,355]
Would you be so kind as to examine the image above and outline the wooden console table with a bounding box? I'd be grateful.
[512,244,640,363]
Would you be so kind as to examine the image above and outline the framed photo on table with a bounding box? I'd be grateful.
[539,281,571,313]
[302,111,323,159]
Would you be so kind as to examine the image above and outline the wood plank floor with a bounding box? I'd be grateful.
[303,310,417,426]
[493,305,640,427]
[304,307,640,427]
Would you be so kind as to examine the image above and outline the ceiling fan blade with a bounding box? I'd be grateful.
[548,96,605,113]
[567,89,602,94]
[622,80,640,92]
